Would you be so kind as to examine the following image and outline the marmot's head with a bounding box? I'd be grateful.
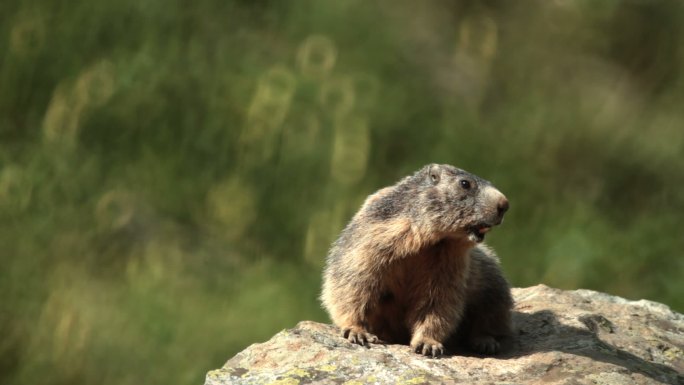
[413,164,509,243]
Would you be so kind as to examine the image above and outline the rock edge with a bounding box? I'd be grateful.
[206,285,684,385]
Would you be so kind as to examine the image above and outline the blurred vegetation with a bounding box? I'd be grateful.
[2,0,684,384]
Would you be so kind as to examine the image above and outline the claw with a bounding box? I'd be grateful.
[469,335,500,355]
[432,345,443,358]
[340,326,379,348]
[411,338,445,358]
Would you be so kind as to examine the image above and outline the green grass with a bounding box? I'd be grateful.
[2,1,684,384]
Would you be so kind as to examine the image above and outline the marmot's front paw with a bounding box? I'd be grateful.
[410,337,444,357]
[341,326,378,347]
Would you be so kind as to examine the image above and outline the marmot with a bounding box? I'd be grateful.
[321,164,512,357]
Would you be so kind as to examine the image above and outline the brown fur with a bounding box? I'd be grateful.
[321,164,513,357]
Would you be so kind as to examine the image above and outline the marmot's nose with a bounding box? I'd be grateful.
[497,198,509,217]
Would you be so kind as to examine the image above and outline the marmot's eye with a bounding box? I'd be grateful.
[460,180,471,190]
[430,172,440,184]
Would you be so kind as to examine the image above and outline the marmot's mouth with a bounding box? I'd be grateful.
[467,224,492,243]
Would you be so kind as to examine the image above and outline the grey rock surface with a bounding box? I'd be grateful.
[205,285,684,384]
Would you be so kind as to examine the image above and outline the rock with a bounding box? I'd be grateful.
[205,285,684,385]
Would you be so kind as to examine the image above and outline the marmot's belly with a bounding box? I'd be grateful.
[367,290,411,344]
[367,254,464,344]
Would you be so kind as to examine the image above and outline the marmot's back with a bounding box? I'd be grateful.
[321,164,512,357]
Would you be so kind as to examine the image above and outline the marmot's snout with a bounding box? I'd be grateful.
[483,185,509,225]
[497,196,509,218]
[469,186,509,243]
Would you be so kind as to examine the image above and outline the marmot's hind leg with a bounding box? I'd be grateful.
[454,258,513,355]
[460,293,512,355]
[462,306,510,355]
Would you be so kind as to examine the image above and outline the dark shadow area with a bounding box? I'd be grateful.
[452,310,684,384]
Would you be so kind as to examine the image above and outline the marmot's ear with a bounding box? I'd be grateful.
[424,163,439,174]
[426,164,441,184]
